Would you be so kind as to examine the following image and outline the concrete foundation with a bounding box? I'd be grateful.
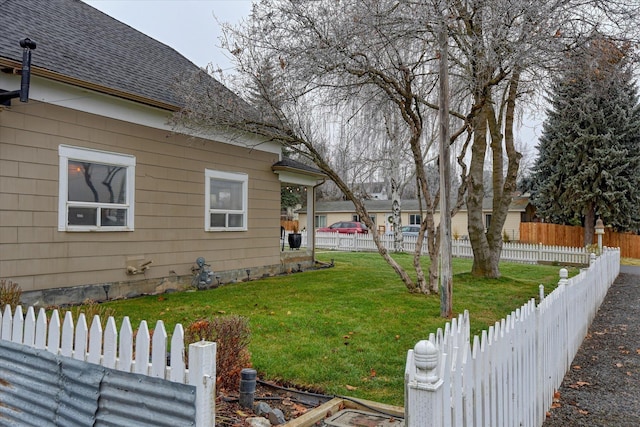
[20,251,315,307]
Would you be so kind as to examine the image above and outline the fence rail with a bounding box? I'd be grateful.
[302,231,592,265]
[0,306,216,426]
[404,248,620,427]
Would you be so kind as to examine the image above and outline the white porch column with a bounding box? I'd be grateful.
[306,184,315,253]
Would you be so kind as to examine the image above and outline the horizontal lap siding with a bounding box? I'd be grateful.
[1,101,281,291]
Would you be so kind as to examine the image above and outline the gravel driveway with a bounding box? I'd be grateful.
[542,269,640,427]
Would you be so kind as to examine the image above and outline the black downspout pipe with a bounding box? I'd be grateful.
[19,38,36,102]
[0,38,36,105]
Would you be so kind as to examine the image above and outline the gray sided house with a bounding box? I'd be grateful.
[0,0,323,305]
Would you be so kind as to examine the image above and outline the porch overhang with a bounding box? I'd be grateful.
[271,161,325,187]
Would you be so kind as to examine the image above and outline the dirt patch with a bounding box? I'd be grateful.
[216,381,332,426]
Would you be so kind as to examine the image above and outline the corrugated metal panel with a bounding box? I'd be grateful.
[96,369,196,426]
[0,340,67,427]
[0,340,197,426]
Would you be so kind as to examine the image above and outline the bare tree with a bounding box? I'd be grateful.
[438,0,639,277]
[172,0,639,296]
[192,0,458,294]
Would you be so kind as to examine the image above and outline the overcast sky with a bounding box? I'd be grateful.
[83,0,541,153]
[84,0,253,71]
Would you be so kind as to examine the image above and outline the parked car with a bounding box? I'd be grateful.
[317,221,369,234]
[387,225,421,236]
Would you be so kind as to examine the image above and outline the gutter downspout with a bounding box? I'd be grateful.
[0,38,36,105]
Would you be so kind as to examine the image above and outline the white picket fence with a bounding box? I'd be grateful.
[404,248,620,427]
[302,231,591,265]
[0,306,216,426]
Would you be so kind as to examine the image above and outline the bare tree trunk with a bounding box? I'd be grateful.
[584,201,596,245]
[390,177,404,253]
[467,102,498,277]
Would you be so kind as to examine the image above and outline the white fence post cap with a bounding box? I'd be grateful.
[414,340,439,384]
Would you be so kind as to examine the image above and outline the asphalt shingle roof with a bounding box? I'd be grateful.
[272,158,325,177]
[0,0,233,110]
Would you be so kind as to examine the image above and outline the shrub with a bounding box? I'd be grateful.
[0,280,22,310]
[585,243,600,256]
[185,315,252,392]
[71,299,116,329]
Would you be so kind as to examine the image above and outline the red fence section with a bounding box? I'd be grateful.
[520,222,640,259]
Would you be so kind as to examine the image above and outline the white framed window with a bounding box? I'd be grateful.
[58,145,135,232]
[485,214,492,230]
[409,214,421,225]
[205,169,248,231]
[315,215,327,228]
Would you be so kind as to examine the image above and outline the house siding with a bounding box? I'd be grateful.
[1,101,282,298]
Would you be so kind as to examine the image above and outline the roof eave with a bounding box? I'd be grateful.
[271,164,326,179]
[0,57,180,112]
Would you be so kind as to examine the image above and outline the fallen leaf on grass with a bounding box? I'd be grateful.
[345,384,358,391]
[370,368,377,378]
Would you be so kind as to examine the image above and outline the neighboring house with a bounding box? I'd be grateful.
[0,0,323,305]
[298,196,532,241]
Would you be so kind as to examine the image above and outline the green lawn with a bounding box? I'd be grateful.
[97,251,575,406]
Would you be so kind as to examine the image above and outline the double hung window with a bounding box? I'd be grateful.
[409,214,421,225]
[58,145,135,231]
[205,169,248,231]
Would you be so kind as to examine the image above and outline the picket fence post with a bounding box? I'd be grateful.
[406,340,443,427]
[189,341,217,427]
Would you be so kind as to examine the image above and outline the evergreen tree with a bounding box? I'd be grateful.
[531,37,640,244]
[244,58,288,129]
